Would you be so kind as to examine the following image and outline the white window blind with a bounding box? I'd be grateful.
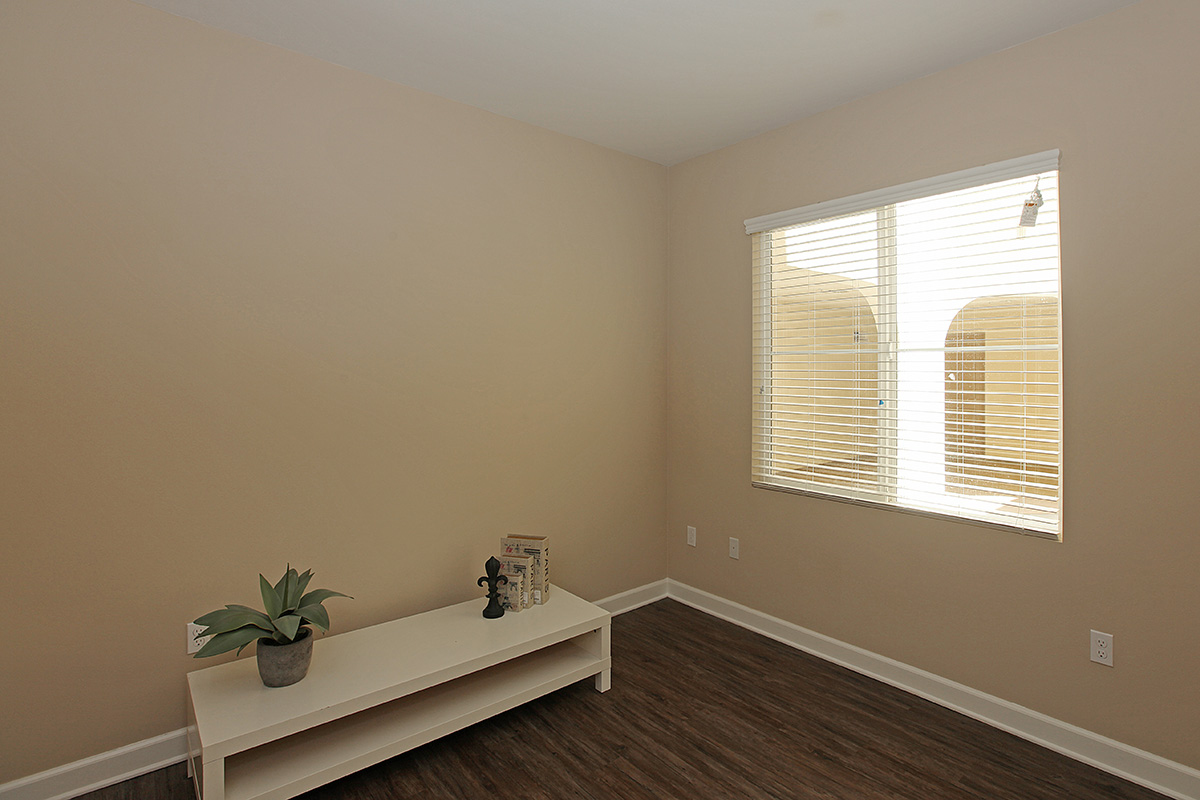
[748,152,1061,537]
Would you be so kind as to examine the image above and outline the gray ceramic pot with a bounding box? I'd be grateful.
[256,627,313,687]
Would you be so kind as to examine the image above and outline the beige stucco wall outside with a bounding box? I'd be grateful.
[667,0,1200,771]
[0,0,668,782]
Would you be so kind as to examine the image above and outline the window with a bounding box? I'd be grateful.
[747,152,1061,537]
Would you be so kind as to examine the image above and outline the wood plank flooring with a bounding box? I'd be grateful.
[79,599,1167,799]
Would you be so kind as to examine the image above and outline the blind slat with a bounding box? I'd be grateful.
[752,164,1061,537]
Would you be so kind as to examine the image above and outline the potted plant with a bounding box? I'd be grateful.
[192,566,351,687]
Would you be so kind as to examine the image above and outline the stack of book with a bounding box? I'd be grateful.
[498,534,549,611]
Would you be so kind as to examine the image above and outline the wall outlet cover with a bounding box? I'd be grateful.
[1090,629,1113,667]
[187,622,212,655]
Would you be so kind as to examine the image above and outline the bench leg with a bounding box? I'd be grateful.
[590,624,611,693]
[200,757,225,800]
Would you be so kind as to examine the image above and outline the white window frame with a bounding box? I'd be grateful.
[746,151,1062,539]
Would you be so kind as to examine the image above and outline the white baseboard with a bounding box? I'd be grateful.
[0,728,189,800]
[595,578,670,616]
[7,579,1196,800]
[663,579,1200,800]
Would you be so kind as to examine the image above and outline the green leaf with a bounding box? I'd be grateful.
[194,626,269,658]
[260,574,283,620]
[195,610,273,638]
[293,570,314,607]
[222,604,269,623]
[271,613,302,641]
[298,588,353,608]
[274,565,298,608]
[194,608,236,627]
[283,567,302,613]
[295,603,330,632]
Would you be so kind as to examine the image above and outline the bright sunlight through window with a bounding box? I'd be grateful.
[747,153,1061,537]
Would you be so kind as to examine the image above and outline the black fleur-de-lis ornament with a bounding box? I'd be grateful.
[478,556,509,619]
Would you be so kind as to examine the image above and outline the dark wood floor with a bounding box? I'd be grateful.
[81,599,1166,799]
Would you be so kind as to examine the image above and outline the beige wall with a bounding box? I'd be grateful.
[0,0,668,782]
[668,0,1200,772]
[5,0,1200,787]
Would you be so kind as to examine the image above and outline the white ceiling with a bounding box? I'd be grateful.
[132,0,1137,165]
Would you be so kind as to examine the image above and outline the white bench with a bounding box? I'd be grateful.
[185,588,611,800]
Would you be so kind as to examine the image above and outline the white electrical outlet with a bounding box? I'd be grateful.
[686,526,697,547]
[1090,629,1113,667]
[187,622,212,655]
[729,537,740,559]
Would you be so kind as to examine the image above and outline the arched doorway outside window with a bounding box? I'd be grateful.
[945,294,1059,511]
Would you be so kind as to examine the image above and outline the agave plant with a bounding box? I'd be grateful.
[192,566,351,658]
